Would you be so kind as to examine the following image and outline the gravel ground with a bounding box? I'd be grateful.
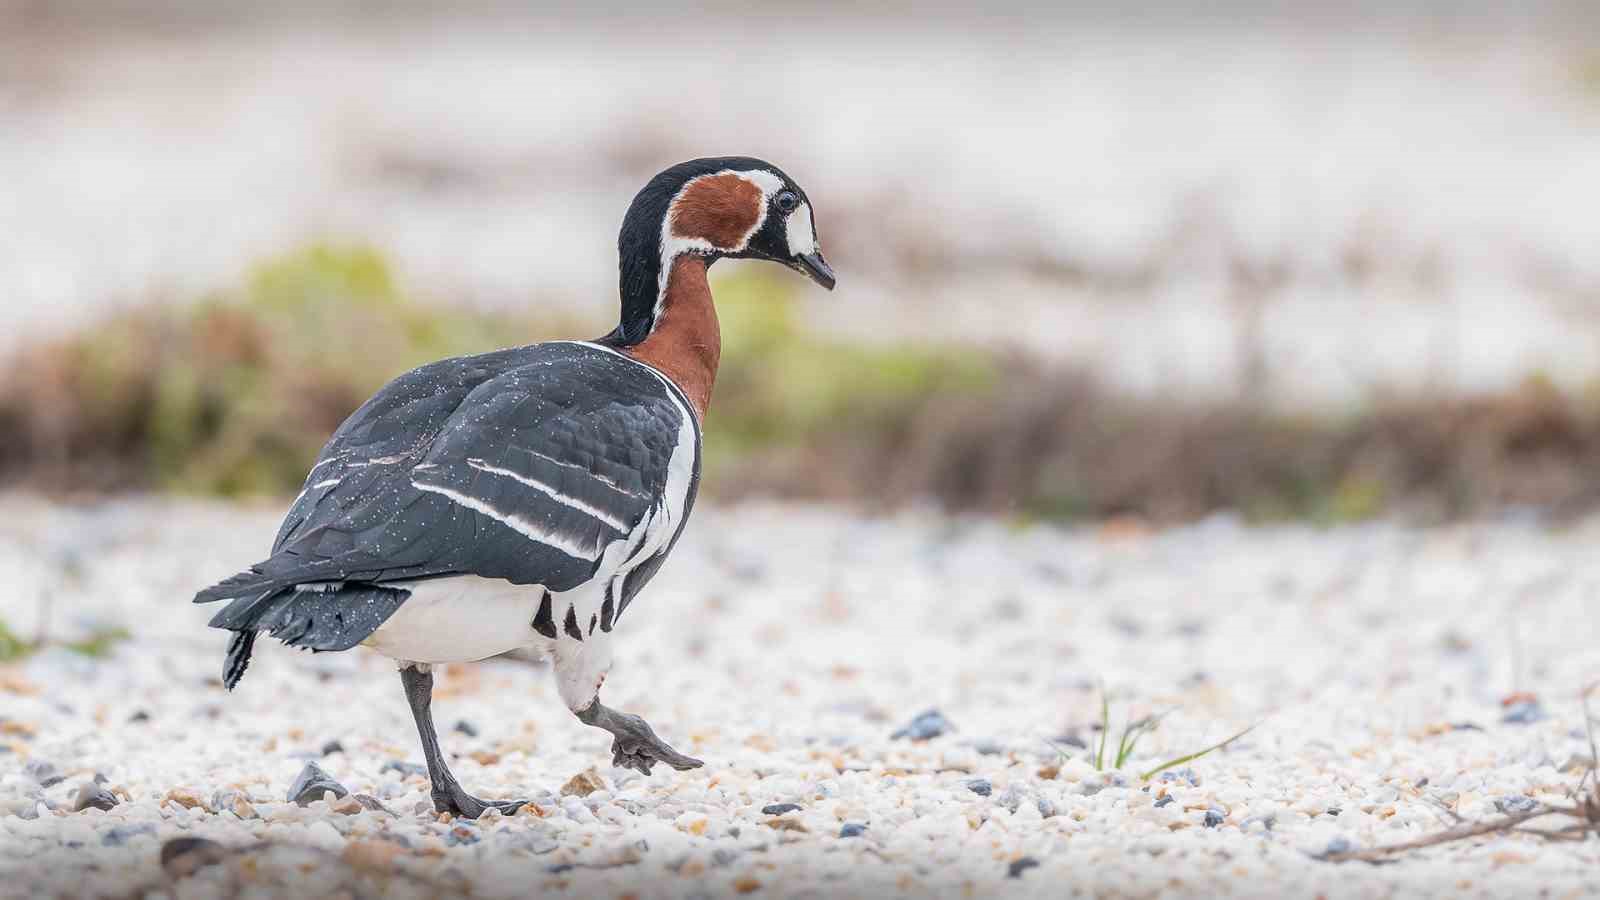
[0,494,1597,898]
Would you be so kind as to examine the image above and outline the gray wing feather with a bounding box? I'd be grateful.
[195,342,684,605]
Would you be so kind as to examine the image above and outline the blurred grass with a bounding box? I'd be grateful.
[7,243,1600,524]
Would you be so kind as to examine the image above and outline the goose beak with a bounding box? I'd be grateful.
[797,251,836,291]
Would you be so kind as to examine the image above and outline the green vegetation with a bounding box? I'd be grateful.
[1068,684,1258,782]
[6,243,1600,524]
[0,619,28,663]
[0,617,131,662]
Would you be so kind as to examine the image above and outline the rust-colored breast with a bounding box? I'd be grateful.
[625,256,720,419]
[670,173,764,251]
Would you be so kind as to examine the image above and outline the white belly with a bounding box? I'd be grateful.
[363,577,548,664]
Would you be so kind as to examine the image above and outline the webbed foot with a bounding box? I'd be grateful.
[578,701,703,774]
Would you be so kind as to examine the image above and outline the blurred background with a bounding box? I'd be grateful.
[3,0,1600,523]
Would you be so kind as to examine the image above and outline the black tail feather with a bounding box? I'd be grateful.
[223,630,256,691]
[207,583,411,691]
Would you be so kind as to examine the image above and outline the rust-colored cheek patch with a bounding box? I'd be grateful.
[670,174,764,251]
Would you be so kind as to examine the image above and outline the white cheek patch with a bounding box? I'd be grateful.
[785,202,817,257]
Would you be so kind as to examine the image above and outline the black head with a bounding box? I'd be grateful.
[611,157,834,345]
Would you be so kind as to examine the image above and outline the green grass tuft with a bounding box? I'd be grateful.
[1071,684,1258,782]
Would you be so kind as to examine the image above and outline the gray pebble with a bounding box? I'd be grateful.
[320,740,345,756]
[839,823,868,838]
[965,778,992,797]
[891,709,954,742]
[1203,808,1225,827]
[382,760,427,779]
[161,837,228,877]
[1158,768,1201,787]
[72,782,118,812]
[286,761,349,805]
[453,720,479,737]
[1495,794,1539,814]
[761,803,802,815]
[711,848,742,867]
[1502,701,1545,725]
[102,823,156,846]
[1324,836,1354,856]
[1008,857,1040,878]
[1154,795,1175,808]
[23,760,60,787]
[1035,796,1058,818]
[996,785,1024,813]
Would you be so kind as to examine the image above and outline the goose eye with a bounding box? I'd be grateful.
[775,191,798,213]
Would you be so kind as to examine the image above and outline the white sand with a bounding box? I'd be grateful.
[0,495,1597,898]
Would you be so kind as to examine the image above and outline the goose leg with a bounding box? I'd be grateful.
[400,665,526,818]
[577,698,703,775]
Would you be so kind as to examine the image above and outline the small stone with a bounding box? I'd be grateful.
[23,760,60,788]
[838,823,867,838]
[965,778,992,797]
[382,760,427,779]
[453,720,479,737]
[321,740,345,756]
[1495,795,1540,814]
[164,787,207,810]
[891,709,954,742]
[160,837,229,878]
[287,761,349,805]
[1324,836,1354,856]
[211,789,259,820]
[127,710,151,724]
[1204,808,1226,828]
[1008,857,1040,878]
[306,820,344,849]
[1035,797,1058,818]
[468,750,500,766]
[73,782,118,812]
[761,803,802,815]
[733,876,762,893]
[343,839,406,871]
[447,822,480,845]
[561,768,605,798]
[1154,795,1175,808]
[765,817,808,833]
[1502,700,1546,725]
[102,823,156,846]
[1158,768,1201,787]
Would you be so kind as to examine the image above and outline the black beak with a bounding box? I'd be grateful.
[796,251,836,291]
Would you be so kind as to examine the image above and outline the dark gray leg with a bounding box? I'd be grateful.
[576,699,703,775]
[400,665,526,818]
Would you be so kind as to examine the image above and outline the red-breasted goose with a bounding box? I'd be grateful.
[194,157,835,817]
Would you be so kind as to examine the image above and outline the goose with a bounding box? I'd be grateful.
[193,157,835,818]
